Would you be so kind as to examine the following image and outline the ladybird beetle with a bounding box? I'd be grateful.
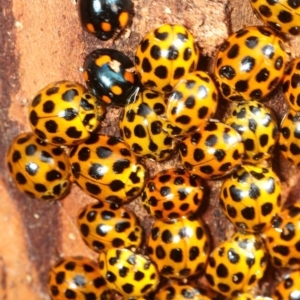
[119,89,175,161]
[164,71,219,136]
[214,26,287,101]
[68,134,146,204]
[78,0,134,40]
[249,0,300,35]
[225,101,278,164]
[83,48,139,107]
[272,270,300,300]
[77,201,143,252]
[48,256,110,300]
[135,24,199,94]
[220,164,282,233]
[7,132,71,201]
[279,109,300,167]
[233,293,272,300]
[142,168,204,222]
[155,282,214,300]
[263,203,300,270]
[283,58,300,111]
[178,121,244,180]
[205,232,268,298]
[99,248,159,298]
[28,81,104,146]
[147,216,210,279]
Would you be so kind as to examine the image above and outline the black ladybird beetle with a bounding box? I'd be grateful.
[249,0,300,35]
[83,48,139,107]
[78,0,134,41]
[48,256,111,300]
[7,132,71,201]
[29,81,104,146]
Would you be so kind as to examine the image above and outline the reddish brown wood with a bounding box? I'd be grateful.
[1,0,300,299]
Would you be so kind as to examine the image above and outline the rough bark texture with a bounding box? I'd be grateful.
[0,0,299,299]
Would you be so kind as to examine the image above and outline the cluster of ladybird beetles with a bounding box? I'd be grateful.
[6,0,300,299]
